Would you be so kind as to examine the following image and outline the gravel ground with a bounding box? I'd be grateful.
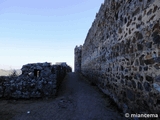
[0,72,127,120]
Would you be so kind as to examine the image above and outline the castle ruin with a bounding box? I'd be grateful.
[75,0,160,113]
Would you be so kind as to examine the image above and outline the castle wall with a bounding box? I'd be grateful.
[0,62,72,99]
[79,0,160,113]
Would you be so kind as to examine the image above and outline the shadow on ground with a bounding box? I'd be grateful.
[0,72,126,120]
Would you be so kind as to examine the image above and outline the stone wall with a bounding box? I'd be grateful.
[0,62,72,99]
[74,45,82,72]
[75,0,160,114]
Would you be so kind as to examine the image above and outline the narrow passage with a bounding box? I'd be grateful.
[56,72,126,120]
[1,72,126,120]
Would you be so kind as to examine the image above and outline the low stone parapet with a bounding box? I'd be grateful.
[0,62,72,99]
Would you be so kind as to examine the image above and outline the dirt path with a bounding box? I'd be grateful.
[0,72,126,120]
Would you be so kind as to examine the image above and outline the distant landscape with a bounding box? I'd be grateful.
[0,69,22,76]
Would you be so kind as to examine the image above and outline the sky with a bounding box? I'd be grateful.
[0,0,104,70]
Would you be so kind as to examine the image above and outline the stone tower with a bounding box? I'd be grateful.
[74,45,82,72]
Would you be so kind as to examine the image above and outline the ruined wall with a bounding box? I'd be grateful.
[0,62,72,99]
[74,45,82,72]
[79,0,160,114]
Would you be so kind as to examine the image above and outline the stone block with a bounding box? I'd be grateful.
[138,82,143,90]
[144,59,154,65]
[144,82,151,92]
[155,75,160,82]
[145,42,152,48]
[146,75,154,82]
[126,89,135,101]
[152,31,160,44]
[153,83,160,92]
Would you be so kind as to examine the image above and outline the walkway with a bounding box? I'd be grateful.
[0,72,126,120]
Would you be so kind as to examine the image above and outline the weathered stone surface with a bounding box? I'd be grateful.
[144,66,148,71]
[0,62,72,99]
[126,89,135,101]
[74,45,82,73]
[146,42,152,48]
[132,80,136,88]
[138,82,143,90]
[74,0,160,114]
[155,75,160,82]
[146,75,154,82]
[153,83,160,92]
[144,59,155,65]
[153,57,160,63]
[152,31,160,44]
[144,82,151,92]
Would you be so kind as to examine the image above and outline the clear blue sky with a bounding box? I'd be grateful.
[0,0,104,70]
